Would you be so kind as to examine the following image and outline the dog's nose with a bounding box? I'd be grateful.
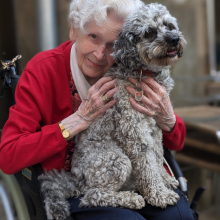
[167,36,179,47]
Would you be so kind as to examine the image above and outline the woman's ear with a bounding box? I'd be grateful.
[69,26,76,41]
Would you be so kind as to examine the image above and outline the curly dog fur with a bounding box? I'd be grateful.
[39,3,186,220]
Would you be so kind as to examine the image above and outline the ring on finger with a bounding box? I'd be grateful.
[102,94,110,103]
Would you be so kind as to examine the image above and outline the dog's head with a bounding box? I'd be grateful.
[112,3,187,75]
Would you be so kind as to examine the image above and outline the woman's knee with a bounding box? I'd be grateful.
[137,189,194,220]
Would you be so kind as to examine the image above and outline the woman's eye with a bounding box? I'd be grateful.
[91,34,97,39]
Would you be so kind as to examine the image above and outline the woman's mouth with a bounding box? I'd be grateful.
[88,58,102,68]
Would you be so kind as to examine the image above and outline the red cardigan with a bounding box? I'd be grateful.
[0,41,186,174]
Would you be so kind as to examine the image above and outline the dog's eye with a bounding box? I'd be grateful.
[167,23,175,31]
[144,29,157,38]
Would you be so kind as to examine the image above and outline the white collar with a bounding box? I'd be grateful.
[70,43,91,101]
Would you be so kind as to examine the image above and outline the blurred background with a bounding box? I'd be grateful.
[0,0,220,219]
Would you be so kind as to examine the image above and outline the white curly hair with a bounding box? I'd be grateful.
[68,0,144,32]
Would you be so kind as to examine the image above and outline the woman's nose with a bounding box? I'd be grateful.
[94,45,106,60]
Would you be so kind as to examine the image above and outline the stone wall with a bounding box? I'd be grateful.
[13,0,72,69]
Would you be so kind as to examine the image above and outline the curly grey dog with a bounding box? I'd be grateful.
[39,3,186,220]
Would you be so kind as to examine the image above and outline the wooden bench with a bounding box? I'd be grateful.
[174,105,220,172]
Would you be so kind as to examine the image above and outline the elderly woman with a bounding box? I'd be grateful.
[0,0,193,219]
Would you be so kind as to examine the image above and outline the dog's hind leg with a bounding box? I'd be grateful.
[72,149,145,209]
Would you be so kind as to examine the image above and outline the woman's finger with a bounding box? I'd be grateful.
[128,77,138,85]
[91,86,118,109]
[104,86,118,100]
[142,78,167,97]
[92,98,118,118]
[129,97,155,116]
[87,77,113,98]
[86,78,116,108]
[98,79,117,97]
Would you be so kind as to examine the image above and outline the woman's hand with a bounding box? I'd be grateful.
[61,77,118,138]
[126,77,176,133]
[77,76,118,124]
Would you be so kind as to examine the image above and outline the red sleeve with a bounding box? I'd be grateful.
[162,114,186,151]
[0,66,69,174]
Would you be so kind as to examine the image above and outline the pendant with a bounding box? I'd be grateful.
[135,82,143,102]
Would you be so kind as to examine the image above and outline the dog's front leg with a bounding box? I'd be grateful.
[133,150,179,208]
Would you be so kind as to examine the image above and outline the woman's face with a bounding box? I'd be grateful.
[69,13,124,85]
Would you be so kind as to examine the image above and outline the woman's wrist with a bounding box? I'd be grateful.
[160,116,176,133]
[60,111,90,140]
[161,124,175,133]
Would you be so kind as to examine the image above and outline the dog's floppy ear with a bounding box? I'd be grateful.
[111,31,141,70]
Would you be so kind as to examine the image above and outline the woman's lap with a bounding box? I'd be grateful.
[68,199,145,220]
[136,189,194,220]
[68,189,194,220]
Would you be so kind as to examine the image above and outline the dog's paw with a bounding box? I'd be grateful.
[162,173,179,190]
[116,191,145,209]
[163,175,179,190]
[78,200,91,208]
[169,178,179,190]
[49,200,70,220]
[127,193,145,209]
[79,191,145,209]
[145,189,179,208]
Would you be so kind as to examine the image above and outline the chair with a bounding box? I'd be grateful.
[14,164,47,220]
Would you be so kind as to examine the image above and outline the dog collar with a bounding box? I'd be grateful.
[154,71,162,77]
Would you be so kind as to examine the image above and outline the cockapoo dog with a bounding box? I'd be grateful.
[39,3,186,220]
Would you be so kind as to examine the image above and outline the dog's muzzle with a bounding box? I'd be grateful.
[166,36,179,47]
